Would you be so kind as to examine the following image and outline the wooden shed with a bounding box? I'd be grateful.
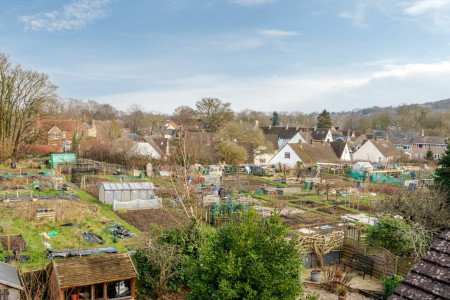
[47,253,137,300]
[0,262,23,300]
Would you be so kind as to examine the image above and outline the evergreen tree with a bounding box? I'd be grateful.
[271,111,280,126]
[425,148,434,161]
[316,109,332,128]
[435,143,450,200]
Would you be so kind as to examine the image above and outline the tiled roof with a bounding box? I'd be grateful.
[260,126,307,140]
[289,142,339,166]
[370,139,401,158]
[390,229,450,300]
[330,141,347,158]
[412,136,448,145]
[310,128,330,141]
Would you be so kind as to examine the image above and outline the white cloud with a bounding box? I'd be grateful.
[339,3,369,28]
[92,60,450,113]
[230,0,275,7]
[257,29,299,38]
[404,0,450,15]
[19,0,111,32]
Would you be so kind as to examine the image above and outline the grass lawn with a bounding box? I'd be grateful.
[0,188,140,271]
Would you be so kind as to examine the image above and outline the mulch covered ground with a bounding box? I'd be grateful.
[116,208,190,232]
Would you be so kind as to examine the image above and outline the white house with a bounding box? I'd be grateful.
[311,128,333,142]
[352,139,401,163]
[269,141,341,168]
[330,141,352,161]
[268,144,302,167]
[132,142,162,159]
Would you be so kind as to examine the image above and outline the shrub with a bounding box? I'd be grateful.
[366,217,429,257]
[382,275,403,299]
[188,211,303,300]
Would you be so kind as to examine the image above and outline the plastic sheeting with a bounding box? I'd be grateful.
[113,198,162,211]
[47,247,118,259]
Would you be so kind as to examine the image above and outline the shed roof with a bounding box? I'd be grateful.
[390,228,450,300]
[52,253,137,289]
[101,182,155,191]
[0,262,23,290]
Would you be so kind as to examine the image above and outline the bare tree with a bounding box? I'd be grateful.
[124,104,145,134]
[195,98,234,131]
[173,105,196,126]
[0,53,58,159]
[19,268,50,300]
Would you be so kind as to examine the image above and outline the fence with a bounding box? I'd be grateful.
[342,237,417,278]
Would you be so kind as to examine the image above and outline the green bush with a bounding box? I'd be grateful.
[366,217,427,257]
[382,275,403,299]
[188,211,303,300]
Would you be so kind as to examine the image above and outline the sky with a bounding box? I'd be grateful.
[1,0,450,113]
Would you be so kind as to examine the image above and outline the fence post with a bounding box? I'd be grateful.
[394,256,398,275]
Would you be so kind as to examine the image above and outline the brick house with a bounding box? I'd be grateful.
[38,119,96,152]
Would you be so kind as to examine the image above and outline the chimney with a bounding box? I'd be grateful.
[269,124,272,129]
[255,120,259,128]
[421,129,425,137]
[285,124,289,130]
[296,126,299,130]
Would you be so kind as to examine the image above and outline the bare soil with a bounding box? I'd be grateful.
[316,205,353,216]
[116,208,189,231]
[281,211,336,228]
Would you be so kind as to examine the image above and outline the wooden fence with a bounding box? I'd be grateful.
[342,237,417,278]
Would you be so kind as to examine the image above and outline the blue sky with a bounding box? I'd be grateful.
[1,0,450,113]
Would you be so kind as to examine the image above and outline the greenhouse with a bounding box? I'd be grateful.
[99,182,161,210]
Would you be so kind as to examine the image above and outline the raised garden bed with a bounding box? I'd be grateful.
[0,234,27,251]
[316,205,353,215]
[291,200,323,208]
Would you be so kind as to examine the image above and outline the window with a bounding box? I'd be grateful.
[52,132,58,140]
[107,280,131,299]
[64,286,91,300]
[284,152,290,159]
[62,131,67,139]
[0,289,10,300]
[259,158,266,163]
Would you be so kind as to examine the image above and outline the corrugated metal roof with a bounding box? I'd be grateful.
[101,182,155,191]
[0,262,23,290]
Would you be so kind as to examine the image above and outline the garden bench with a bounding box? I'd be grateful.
[343,253,374,279]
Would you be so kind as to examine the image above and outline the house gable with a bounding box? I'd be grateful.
[352,140,386,163]
[269,144,302,167]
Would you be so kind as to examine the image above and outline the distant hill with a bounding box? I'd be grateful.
[333,98,450,116]
[421,98,450,110]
